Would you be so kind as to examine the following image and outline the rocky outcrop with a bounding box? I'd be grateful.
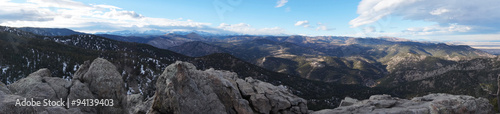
[313,93,494,114]
[0,69,66,113]
[0,58,127,114]
[0,59,309,114]
[72,58,127,114]
[149,61,308,114]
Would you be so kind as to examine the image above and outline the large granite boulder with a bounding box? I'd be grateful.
[1,69,69,113]
[7,69,59,101]
[72,58,127,114]
[149,61,308,114]
[0,58,127,114]
[312,93,494,114]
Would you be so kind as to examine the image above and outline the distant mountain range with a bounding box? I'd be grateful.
[95,29,241,36]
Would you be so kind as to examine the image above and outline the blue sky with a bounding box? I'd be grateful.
[1,0,500,45]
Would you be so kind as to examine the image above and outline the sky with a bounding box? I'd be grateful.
[1,0,500,46]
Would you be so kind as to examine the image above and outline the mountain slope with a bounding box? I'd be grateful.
[18,27,84,36]
[168,41,229,57]
[163,36,493,86]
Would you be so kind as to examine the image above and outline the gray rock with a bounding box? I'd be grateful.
[313,93,494,114]
[42,106,70,114]
[43,77,71,100]
[72,58,126,114]
[0,58,129,114]
[127,94,153,114]
[0,81,10,95]
[0,94,46,114]
[0,69,74,114]
[149,61,308,114]
[239,77,308,114]
[150,62,239,114]
[339,97,358,106]
[7,69,58,100]
[67,80,97,114]
[73,60,90,81]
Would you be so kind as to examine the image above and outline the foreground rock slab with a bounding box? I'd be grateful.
[313,93,494,114]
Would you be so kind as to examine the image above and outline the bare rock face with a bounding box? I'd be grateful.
[126,94,153,114]
[0,69,68,113]
[7,69,59,100]
[149,61,308,114]
[0,58,127,114]
[0,80,11,95]
[72,58,127,114]
[312,93,494,114]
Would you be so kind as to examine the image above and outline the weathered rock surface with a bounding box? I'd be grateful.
[126,94,153,114]
[312,93,494,114]
[7,69,58,101]
[0,58,127,114]
[1,69,62,113]
[73,58,127,114]
[149,61,308,114]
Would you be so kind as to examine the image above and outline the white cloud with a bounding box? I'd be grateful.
[275,0,288,8]
[351,0,500,32]
[294,20,309,27]
[218,23,286,35]
[0,0,229,34]
[403,24,471,35]
[315,22,334,31]
[363,26,375,33]
[295,21,334,31]
[429,8,449,15]
[27,0,91,9]
[0,0,57,21]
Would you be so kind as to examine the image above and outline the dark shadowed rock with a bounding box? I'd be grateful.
[72,60,90,81]
[149,61,308,114]
[44,77,71,100]
[312,93,494,114]
[0,82,10,95]
[67,80,97,114]
[127,94,153,114]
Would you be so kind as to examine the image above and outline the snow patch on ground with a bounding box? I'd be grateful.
[2,66,9,74]
[73,64,78,71]
[63,62,67,73]
[140,65,145,74]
